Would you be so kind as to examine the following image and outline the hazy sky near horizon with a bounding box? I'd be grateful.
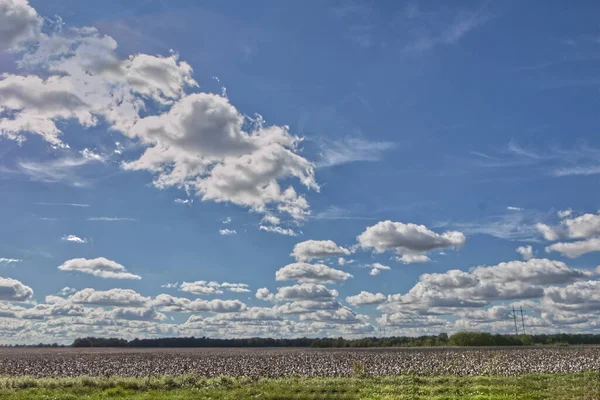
[2,0,600,343]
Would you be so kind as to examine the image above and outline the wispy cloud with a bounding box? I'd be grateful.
[403,4,491,53]
[219,229,237,236]
[0,258,22,264]
[258,225,298,236]
[87,217,136,221]
[35,202,90,207]
[13,154,103,187]
[311,205,377,221]
[316,137,396,168]
[469,141,600,177]
[441,209,546,241]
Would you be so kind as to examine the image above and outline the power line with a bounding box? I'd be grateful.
[520,306,526,335]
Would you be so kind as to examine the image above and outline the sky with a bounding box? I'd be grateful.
[2,0,600,344]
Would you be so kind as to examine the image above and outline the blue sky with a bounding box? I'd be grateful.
[2,0,600,343]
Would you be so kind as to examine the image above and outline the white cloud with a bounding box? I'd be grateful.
[357,220,465,260]
[275,262,353,284]
[544,280,600,312]
[58,257,141,280]
[58,287,76,296]
[379,259,591,317]
[219,229,237,236]
[535,223,561,241]
[152,294,246,313]
[346,291,386,306]
[1,1,319,223]
[316,137,395,168]
[222,217,232,224]
[0,258,22,264]
[0,276,33,301]
[397,254,431,264]
[562,213,600,239]
[507,206,524,211]
[174,198,192,205]
[36,202,90,207]
[535,211,600,242]
[69,288,150,307]
[111,307,166,322]
[557,209,572,219]
[261,214,280,225]
[161,282,178,289]
[546,238,600,258]
[255,288,273,301]
[259,225,298,236]
[179,281,249,295]
[275,283,339,301]
[61,234,87,244]
[79,148,107,162]
[471,259,588,286]
[516,245,533,260]
[0,0,42,50]
[377,313,447,328]
[291,240,350,262]
[121,93,318,220]
[369,263,391,275]
[300,307,367,325]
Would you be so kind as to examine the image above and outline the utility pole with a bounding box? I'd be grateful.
[512,306,519,335]
[520,306,526,335]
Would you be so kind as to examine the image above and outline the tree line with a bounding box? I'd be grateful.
[70,332,600,348]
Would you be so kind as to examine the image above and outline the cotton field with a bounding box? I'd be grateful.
[1,347,600,378]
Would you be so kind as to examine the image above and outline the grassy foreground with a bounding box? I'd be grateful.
[0,373,599,399]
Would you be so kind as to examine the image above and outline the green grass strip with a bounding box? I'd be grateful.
[0,373,598,399]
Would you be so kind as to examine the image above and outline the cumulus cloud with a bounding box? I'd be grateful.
[255,288,273,301]
[121,94,318,220]
[110,307,166,321]
[61,234,87,244]
[152,294,245,313]
[275,262,353,284]
[1,3,316,221]
[291,240,350,262]
[544,280,600,312]
[179,281,250,295]
[69,288,150,307]
[379,259,590,317]
[357,221,465,261]
[300,307,367,325]
[535,211,600,243]
[219,229,237,236]
[545,238,600,258]
[0,277,33,301]
[0,0,42,50]
[261,214,280,225]
[275,283,339,301]
[369,268,381,276]
[58,257,141,280]
[346,291,386,306]
[516,245,533,260]
[377,313,447,328]
[535,223,561,241]
[397,254,431,264]
[557,209,572,219]
[58,287,76,296]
